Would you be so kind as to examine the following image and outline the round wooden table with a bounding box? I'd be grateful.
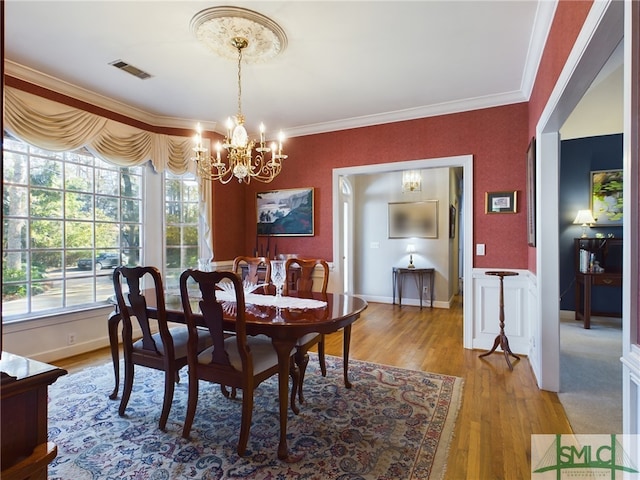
[107,290,368,460]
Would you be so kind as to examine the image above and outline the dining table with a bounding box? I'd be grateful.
[107,289,368,460]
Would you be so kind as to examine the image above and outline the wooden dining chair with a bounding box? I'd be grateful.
[284,257,330,404]
[232,256,271,286]
[112,266,211,431]
[179,269,299,456]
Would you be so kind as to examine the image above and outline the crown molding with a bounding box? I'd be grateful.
[4,60,217,131]
[285,90,528,138]
[5,59,527,139]
[520,0,558,99]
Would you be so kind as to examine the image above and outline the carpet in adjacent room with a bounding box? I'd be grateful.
[559,315,622,434]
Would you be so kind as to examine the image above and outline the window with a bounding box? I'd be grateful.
[2,134,143,320]
[164,171,199,291]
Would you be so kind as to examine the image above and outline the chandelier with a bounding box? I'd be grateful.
[190,7,288,184]
[402,170,422,192]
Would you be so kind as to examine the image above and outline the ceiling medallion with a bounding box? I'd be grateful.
[190,6,287,64]
[190,6,289,184]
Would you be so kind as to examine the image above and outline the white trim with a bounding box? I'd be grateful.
[622,0,640,435]
[332,154,474,348]
[536,0,624,392]
[520,0,558,99]
[4,60,216,131]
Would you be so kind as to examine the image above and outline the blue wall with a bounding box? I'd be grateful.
[559,134,623,314]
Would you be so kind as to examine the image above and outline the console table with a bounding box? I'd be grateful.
[392,267,435,309]
[574,238,623,329]
[1,352,67,479]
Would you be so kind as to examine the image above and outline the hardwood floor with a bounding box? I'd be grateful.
[52,295,571,479]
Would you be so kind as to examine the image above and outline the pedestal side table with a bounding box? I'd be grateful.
[478,270,520,370]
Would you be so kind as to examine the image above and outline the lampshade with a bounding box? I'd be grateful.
[573,209,596,238]
[573,210,596,225]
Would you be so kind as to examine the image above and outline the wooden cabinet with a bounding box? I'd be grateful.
[574,238,622,329]
[1,352,67,479]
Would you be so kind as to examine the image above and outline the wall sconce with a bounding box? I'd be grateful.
[402,170,422,192]
[406,244,416,269]
[573,209,596,238]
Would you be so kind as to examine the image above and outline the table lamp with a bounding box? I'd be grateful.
[573,209,596,238]
[406,244,416,269]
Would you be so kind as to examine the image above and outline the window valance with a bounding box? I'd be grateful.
[4,85,214,259]
[4,86,194,175]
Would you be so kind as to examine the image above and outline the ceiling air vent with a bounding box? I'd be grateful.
[109,60,152,80]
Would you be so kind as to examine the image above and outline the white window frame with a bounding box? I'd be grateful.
[2,136,145,322]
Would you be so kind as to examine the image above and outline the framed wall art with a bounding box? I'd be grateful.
[590,169,623,225]
[526,137,536,246]
[388,201,438,239]
[486,191,517,214]
[256,187,314,236]
[449,204,456,239]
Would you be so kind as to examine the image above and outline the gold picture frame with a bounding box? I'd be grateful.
[388,201,438,238]
[485,191,517,214]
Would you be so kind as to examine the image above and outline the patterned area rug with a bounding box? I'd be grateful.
[48,355,463,479]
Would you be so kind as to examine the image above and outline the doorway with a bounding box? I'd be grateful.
[536,0,624,392]
[332,154,474,348]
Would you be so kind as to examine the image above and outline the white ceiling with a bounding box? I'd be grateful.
[4,1,620,140]
[4,1,556,138]
[560,40,623,140]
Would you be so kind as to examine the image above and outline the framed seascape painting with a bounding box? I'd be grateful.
[526,137,536,246]
[256,187,314,236]
[449,204,456,239]
[590,169,623,225]
[388,201,438,239]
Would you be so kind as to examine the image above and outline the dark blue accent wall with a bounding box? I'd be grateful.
[559,134,623,314]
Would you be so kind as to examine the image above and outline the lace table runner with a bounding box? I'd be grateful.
[216,291,327,310]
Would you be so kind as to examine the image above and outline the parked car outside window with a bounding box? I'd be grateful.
[77,253,125,271]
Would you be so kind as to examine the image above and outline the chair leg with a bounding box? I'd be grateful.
[220,385,238,398]
[119,319,134,416]
[318,335,327,377]
[182,370,199,439]
[289,357,300,415]
[159,369,175,431]
[107,311,122,400]
[237,387,254,456]
[119,358,134,417]
[220,384,231,398]
[295,347,310,405]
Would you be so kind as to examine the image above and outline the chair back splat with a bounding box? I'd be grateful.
[232,256,272,286]
[284,258,329,295]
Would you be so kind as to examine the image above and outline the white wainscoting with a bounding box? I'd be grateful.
[472,268,532,356]
[3,260,335,364]
[622,348,640,434]
[3,305,116,363]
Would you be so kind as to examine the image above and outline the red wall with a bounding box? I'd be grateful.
[235,103,530,268]
[526,0,594,271]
